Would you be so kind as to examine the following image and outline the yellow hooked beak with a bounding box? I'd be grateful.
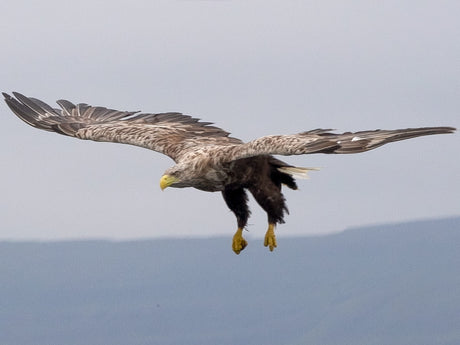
[160,174,179,190]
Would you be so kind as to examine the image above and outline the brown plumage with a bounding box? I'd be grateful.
[3,92,455,254]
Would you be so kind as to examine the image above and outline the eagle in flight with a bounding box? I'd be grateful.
[4,92,455,254]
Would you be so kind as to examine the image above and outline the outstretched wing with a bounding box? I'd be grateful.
[4,92,242,162]
[221,127,455,161]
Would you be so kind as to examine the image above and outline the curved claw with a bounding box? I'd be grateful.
[232,228,247,254]
[264,223,277,252]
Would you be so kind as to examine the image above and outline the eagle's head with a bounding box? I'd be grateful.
[160,166,190,190]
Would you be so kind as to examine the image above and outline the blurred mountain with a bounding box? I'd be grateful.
[1,217,459,345]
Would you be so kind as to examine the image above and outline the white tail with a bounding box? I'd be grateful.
[277,166,320,179]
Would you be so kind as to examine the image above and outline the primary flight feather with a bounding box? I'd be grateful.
[4,92,455,254]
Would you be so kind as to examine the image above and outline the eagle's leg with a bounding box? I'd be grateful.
[249,183,287,252]
[222,187,251,255]
[264,223,277,251]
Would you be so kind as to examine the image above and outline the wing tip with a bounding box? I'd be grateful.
[443,126,456,133]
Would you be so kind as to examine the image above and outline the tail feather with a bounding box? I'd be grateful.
[277,166,320,179]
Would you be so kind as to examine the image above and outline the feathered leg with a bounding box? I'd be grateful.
[249,183,288,252]
[222,187,251,254]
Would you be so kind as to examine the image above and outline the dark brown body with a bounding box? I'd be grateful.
[222,156,297,229]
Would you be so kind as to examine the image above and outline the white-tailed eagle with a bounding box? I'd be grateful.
[4,92,455,254]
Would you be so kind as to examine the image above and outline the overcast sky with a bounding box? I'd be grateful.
[1,0,458,241]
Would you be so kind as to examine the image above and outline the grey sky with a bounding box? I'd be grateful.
[1,0,458,240]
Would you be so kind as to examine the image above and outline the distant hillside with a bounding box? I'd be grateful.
[0,217,459,345]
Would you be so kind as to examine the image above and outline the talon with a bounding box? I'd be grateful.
[232,228,247,254]
[264,223,277,252]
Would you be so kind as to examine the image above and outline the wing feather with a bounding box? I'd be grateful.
[221,127,456,161]
[4,92,242,161]
[5,92,455,164]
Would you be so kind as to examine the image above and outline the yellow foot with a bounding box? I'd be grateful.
[264,223,277,252]
[232,228,247,255]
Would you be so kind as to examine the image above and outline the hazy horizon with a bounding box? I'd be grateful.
[1,217,459,345]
